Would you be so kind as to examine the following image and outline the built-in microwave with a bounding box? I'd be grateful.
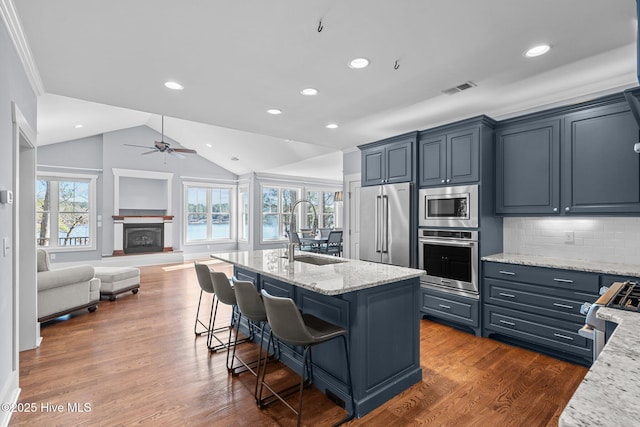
[418,184,478,228]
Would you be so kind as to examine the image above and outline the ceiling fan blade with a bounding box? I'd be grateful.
[172,148,198,154]
[124,143,154,149]
[168,150,186,159]
[141,150,158,155]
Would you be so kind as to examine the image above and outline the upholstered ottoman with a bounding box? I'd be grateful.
[94,267,140,301]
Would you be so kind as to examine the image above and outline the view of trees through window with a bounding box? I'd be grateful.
[36,178,91,247]
[306,191,335,229]
[186,186,232,241]
[262,186,298,240]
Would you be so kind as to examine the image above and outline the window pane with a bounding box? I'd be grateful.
[282,189,298,214]
[36,212,50,247]
[323,192,335,214]
[187,188,207,214]
[58,212,90,246]
[36,180,51,247]
[59,181,89,213]
[262,188,278,213]
[187,213,207,240]
[263,214,279,240]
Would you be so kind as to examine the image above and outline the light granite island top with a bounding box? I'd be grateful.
[210,248,425,295]
[559,308,640,427]
[210,249,425,418]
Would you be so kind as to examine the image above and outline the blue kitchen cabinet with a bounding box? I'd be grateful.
[495,119,561,214]
[360,132,416,186]
[418,116,494,187]
[495,93,640,215]
[562,102,640,214]
[420,285,480,336]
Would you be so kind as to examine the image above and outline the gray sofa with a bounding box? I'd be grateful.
[37,249,101,322]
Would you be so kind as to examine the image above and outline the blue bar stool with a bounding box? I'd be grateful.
[259,289,355,427]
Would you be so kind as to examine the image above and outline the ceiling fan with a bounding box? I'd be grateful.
[125,115,197,159]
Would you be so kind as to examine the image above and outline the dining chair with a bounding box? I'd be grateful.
[321,230,343,256]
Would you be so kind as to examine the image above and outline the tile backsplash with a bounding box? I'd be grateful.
[503,217,640,265]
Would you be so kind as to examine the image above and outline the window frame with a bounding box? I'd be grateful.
[36,172,98,252]
[183,182,236,245]
[237,185,250,242]
[260,184,301,243]
[304,188,336,229]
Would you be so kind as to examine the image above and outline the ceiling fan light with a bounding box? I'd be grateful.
[164,81,184,90]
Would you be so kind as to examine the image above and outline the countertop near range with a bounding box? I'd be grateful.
[559,308,640,427]
[210,249,424,296]
[482,253,640,277]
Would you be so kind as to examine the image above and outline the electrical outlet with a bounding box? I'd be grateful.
[50,253,56,260]
[564,231,575,244]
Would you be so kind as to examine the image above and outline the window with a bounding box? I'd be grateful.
[36,173,97,250]
[262,186,299,241]
[185,184,234,243]
[238,186,250,241]
[306,190,335,229]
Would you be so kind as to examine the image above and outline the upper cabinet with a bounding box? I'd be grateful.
[496,95,640,215]
[562,103,640,214]
[360,132,416,186]
[418,117,494,188]
[496,119,560,215]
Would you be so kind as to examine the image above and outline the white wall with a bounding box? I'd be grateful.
[0,13,38,427]
[503,217,640,264]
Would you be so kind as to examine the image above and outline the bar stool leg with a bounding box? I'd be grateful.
[332,334,355,427]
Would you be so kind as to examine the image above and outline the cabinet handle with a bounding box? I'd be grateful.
[499,320,516,326]
[438,304,451,309]
[446,179,451,183]
[554,333,574,341]
[553,208,558,212]
[553,302,574,309]
[440,279,451,284]
[553,278,574,284]
[498,270,516,276]
[499,292,516,298]
[565,207,570,212]
[441,179,445,183]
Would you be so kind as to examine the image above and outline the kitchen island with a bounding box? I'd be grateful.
[210,249,425,418]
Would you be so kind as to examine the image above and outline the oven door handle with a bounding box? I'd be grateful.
[418,238,477,248]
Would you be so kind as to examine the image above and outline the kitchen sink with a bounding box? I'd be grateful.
[281,255,346,266]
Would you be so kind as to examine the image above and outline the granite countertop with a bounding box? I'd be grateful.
[482,253,640,277]
[210,249,425,296]
[559,308,640,427]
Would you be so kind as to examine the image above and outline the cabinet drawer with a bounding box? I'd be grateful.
[485,278,594,323]
[420,287,478,328]
[484,262,599,293]
[484,305,592,359]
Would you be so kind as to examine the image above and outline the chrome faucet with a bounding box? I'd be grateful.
[288,199,318,262]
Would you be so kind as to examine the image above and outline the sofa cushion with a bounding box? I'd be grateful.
[38,265,96,291]
[37,249,50,272]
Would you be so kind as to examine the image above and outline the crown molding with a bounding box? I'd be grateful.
[0,0,44,95]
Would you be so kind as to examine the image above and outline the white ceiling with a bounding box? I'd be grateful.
[13,0,639,180]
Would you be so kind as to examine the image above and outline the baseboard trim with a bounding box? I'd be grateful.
[0,373,20,427]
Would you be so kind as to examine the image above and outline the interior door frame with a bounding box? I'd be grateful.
[343,173,360,259]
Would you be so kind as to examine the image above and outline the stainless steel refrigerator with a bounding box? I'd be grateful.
[359,182,411,267]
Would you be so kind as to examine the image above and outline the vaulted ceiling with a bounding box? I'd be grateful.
[12,0,638,179]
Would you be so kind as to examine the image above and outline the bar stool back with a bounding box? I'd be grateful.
[260,289,355,426]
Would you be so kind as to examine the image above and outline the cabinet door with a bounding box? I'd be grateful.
[447,127,479,184]
[495,119,560,214]
[361,146,385,186]
[385,140,413,183]
[563,102,640,214]
[418,134,446,187]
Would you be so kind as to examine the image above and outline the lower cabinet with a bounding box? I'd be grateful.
[420,286,480,336]
[482,261,600,366]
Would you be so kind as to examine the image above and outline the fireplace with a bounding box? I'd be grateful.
[123,223,164,254]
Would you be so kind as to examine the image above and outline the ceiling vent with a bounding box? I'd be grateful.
[442,81,477,95]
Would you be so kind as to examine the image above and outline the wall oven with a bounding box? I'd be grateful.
[418,229,479,295]
[418,184,478,228]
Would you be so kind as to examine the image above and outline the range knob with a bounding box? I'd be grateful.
[580,302,592,316]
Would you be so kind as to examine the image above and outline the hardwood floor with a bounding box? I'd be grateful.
[11,260,587,426]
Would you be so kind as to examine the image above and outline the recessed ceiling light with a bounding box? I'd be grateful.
[349,58,370,69]
[267,109,282,115]
[326,123,339,129]
[300,88,318,96]
[74,124,83,129]
[206,143,212,148]
[164,81,184,90]
[524,44,550,58]
[231,156,239,161]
